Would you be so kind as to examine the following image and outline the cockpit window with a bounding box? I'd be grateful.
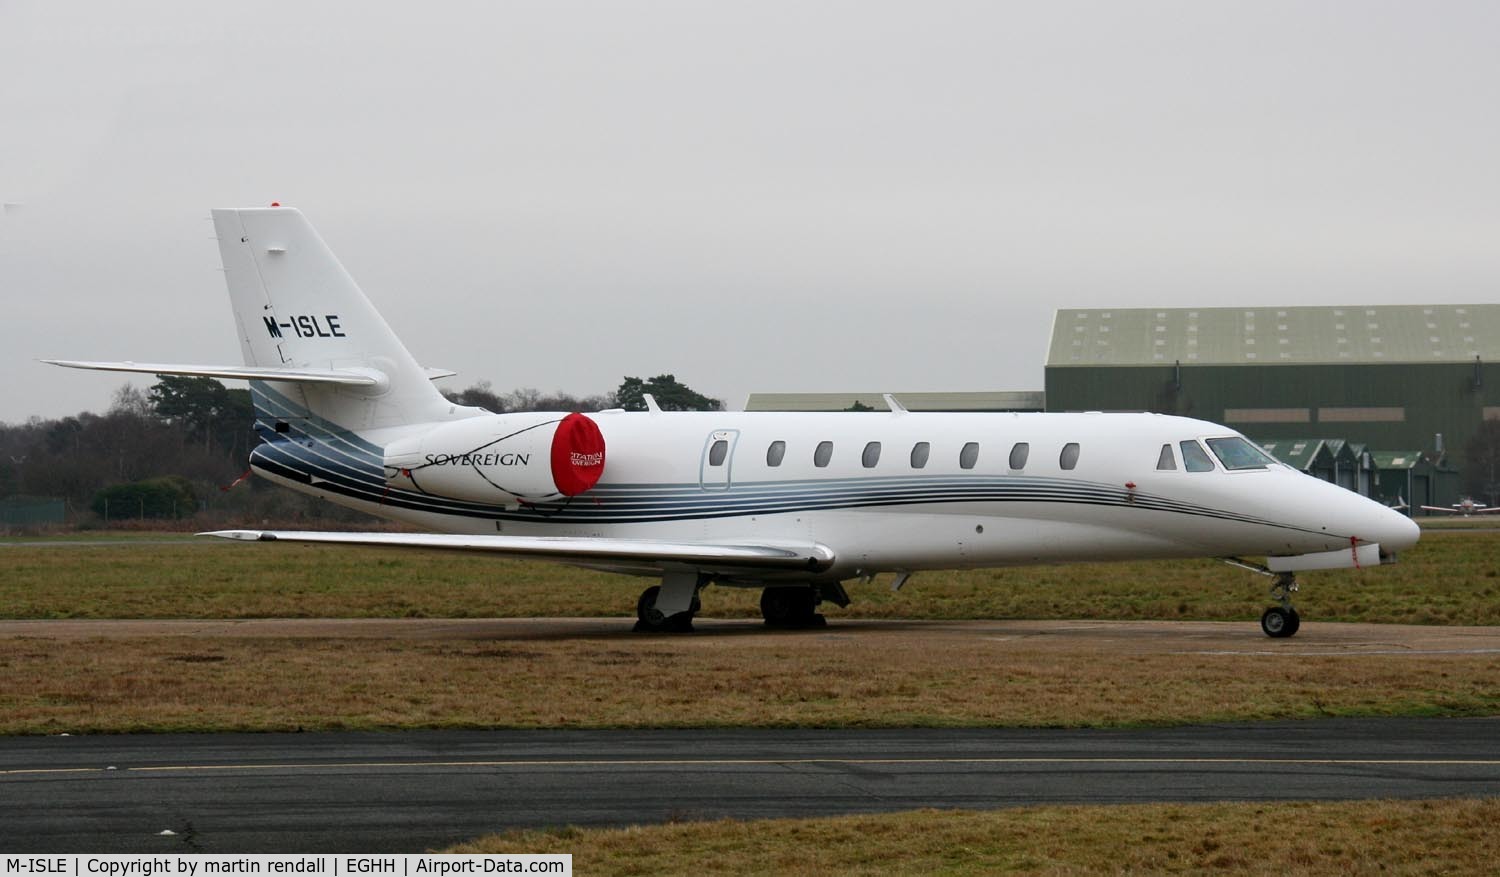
[1179,440,1215,473]
[1156,444,1177,470]
[1206,436,1277,470]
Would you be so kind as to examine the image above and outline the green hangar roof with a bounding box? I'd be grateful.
[1048,305,1500,367]
[745,391,1045,412]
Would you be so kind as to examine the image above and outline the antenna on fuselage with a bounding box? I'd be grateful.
[883,393,908,414]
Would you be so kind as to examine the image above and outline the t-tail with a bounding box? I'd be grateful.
[47,206,465,434]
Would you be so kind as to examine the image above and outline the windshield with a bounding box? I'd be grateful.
[1205,436,1277,470]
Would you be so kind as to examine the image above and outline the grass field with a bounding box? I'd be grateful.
[3,624,1497,734]
[3,528,1498,624]
[452,798,1500,875]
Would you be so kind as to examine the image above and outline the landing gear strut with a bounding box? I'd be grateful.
[635,572,704,633]
[1259,573,1301,638]
[1222,559,1303,639]
[760,586,826,629]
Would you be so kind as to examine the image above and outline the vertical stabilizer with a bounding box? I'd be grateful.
[211,207,454,430]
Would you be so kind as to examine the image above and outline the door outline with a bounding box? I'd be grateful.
[699,429,740,491]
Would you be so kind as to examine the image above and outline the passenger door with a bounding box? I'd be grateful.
[699,429,739,491]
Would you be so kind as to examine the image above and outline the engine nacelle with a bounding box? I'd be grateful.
[383,411,605,503]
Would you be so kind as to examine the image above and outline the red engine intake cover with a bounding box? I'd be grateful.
[549,412,606,496]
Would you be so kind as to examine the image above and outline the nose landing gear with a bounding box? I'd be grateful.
[1222,558,1303,639]
[1259,573,1301,638]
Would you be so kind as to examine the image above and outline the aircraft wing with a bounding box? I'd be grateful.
[44,360,382,386]
[203,529,837,575]
[1419,505,1457,514]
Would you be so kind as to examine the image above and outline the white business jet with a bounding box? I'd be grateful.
[49,207,1419,638]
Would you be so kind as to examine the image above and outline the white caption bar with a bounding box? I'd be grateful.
[1,856,571,877]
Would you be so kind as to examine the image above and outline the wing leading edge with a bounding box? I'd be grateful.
[203,530,837,575]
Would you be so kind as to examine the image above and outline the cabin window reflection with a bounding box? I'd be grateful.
[1156,444,1177,470]
[960,442,980,470]
[910,442,930,469]
[1008,442,1029,470]
[1180,440,1216,472]
[708,439,728,466]
[862,441,882,468]
[814,441,834,468]
[766,440,786,467]
[1059,442,1080,470]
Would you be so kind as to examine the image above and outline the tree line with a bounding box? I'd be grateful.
[1,374,720,526]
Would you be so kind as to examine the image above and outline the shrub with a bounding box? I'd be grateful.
[91,476,198,520]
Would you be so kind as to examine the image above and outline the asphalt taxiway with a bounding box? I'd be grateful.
[2,719,1498,853]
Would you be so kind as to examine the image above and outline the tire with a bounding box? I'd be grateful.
[637,585,663,626]
[761,586,817,627]
[1261,606,1297,638]
[635,585,697,633]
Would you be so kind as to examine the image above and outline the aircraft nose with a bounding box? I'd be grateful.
[1368,502,1420,554]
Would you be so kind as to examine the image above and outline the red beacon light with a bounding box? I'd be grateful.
[270,201,281,207]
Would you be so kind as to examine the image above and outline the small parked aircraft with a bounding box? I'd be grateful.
[1420,498,1499,516]
[48,207,1420,638]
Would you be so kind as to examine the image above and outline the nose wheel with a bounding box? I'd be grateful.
[1260,573,1301,638]
[1260,605,1300,637]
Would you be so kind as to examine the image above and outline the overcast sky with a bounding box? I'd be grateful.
[3,1,1498,421]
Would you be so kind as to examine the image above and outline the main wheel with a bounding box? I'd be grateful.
[635,585,697,632]
[1260,606,1299,638]
[760,587,822,628]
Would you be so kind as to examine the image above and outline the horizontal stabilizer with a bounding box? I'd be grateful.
[43,360,383,387]
[203,529,837,573]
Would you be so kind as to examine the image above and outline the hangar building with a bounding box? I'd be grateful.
[1044,304,1497,508]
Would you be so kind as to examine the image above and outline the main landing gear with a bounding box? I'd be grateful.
[634,571,704,633]
[1260,573,1301,639]
[635,577,851,633]
[760,586,827,629]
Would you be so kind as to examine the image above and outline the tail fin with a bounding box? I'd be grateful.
[211,207,455,430]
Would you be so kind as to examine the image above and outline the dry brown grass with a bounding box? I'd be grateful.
[451,798,1500,875]
[2,628,1496,734]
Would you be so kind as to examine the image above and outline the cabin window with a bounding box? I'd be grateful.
[910,441,930,469]
[862,441,882,468]
[1206,436,1276,470]
[1008,442,1029,470]
[1156,444,1177,470]
[960,442,980,470]
[1059,442,1080,470]
[708,439,729,466]
[766,440,786,467]
[814,441,834,468]
[1180,440,1215,472]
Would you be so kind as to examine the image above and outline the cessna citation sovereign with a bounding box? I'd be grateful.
[49,207,1420,638]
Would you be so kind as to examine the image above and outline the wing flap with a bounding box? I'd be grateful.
[203,529,837,574]
[43,360,382,386]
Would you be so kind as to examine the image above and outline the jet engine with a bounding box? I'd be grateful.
[383,411,605,503]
